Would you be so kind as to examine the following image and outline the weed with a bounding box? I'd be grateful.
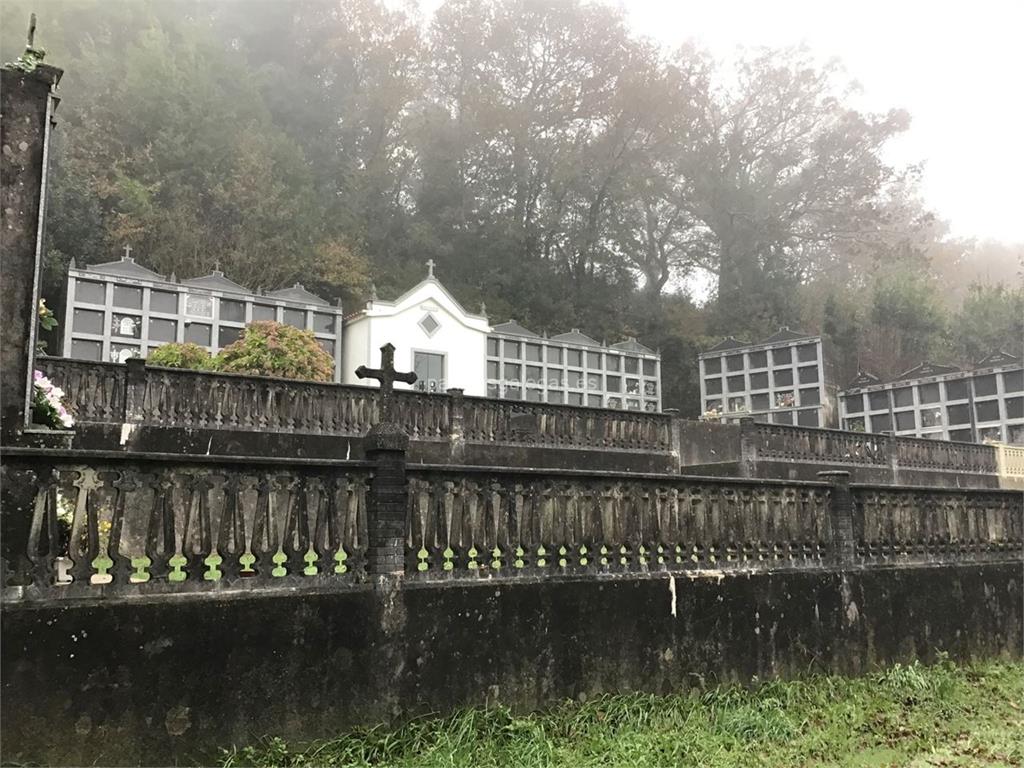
[221,659,1024,768]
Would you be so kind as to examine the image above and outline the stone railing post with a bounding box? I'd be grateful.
[739,416,758,478]
[446,387,465,464]
[885,434,900,484]
[664,408,682,473]
[818,470,854,566]
[365,423,409,576]
[124,357,147,423]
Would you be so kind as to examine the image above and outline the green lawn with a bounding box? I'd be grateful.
[223,658,1023,768]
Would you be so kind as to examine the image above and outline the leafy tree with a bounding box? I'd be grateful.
[861,270,949,379]
[950,284,1024,364]
[684,49,911,336]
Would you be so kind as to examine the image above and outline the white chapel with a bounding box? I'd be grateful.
[340,261,491,396]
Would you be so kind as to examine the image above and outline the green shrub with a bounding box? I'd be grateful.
[147,342,214,370]
[216,321,334,382]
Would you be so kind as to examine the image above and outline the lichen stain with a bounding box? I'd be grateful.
[143,637,173,656]
[74,714,92,735]
[165,705,191,736]
[845,600,860,626]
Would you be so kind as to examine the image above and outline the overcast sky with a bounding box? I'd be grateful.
[620,0,1024,244]
[418,0,1024,244]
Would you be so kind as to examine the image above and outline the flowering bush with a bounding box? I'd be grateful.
[216,321,334,382]
[32,370,74,429]
[147,342,214,370]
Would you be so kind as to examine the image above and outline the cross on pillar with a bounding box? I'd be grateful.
[426,259,435,278]
[356,342,417,423]
[122,243,133,260]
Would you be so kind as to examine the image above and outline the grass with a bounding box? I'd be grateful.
[222,658,1024,768]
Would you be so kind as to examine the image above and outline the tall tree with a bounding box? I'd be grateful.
[683,49,910,337]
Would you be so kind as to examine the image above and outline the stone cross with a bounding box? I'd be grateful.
[122,243,133,259]
[356,343,417,422]
[426,259,435,278]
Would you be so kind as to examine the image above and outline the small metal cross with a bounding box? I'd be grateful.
[356,343,417,422]
[426,259,436,278]
[123,243,133,259]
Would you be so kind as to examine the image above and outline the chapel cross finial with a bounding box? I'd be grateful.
[426,259,436,278]
[122,243,133,260]
[356,343,417,421]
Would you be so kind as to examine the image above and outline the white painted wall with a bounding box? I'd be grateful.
[341,279,490,396]
[340,314,371,385]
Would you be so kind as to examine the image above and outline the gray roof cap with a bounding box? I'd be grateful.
[550,328,601,347]
[83,255,164,281]
[264,282,329,306]
[611,337,655,354]
[182,270,251,294]
[491,319,539,338]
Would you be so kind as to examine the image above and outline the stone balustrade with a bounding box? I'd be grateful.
[3,448,1019,599]
[36,356,670,457]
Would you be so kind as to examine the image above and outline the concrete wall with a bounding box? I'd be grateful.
[2,563,1019,766]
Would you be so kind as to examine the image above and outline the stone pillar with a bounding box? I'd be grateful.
[446,387,465,463]
[124,357,147,423]
[364,423,409,576]
[885,434,901,485]
[663,408,682,473]
[738,416,758,479]
[818,470,855,566]
[0,53,62,440]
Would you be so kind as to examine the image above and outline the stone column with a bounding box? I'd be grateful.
[738,416,758,478]
[364,423,409,576]
[446,387,465,464]
[0,53,63,440]
[663,408,682,473]
[818,470,855,566]
[123,357,147,423]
